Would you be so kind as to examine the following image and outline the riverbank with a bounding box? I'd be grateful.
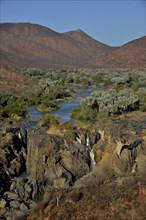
[26,86,104,124]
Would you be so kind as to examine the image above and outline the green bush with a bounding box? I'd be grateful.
[70,107,96,121]
[111,73,131,84]
[37,95,58,112]
[28,95,39,105]
[93,73,104,84]
[39,114,59,127]
[0,91,28,118]
[3,101,27,117]
[139,103,146,112]
[0,91,12,106]
[81,88,140,116]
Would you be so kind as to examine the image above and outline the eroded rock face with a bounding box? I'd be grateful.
[73,127,100,147]
[0,122,28,218]
[75,123,146,188]
[0,122,27,179]
[0,120,146,220]
[26,129,90,189]
[94,138,144,176]
[20,123,146,191]
[0,164,11,198]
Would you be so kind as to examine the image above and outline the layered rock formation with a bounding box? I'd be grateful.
[0,118,146,219]
[26,130,91,189]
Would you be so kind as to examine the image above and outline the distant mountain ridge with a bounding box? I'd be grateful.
[95,36,146,68]
[0,22,145,69]
[0,22,113,68]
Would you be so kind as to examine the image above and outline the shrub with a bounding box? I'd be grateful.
[137,87,146,95]
[93,73,104,84]
[139,103,146,112]
[0,91,28,118]
[37,96,58,112]
[28,95,39,105]
[80,88,140,116]
[70,107,96,121]
[137,88,146,112]
[0,91,12,106]
[39,114,59,127]
[111,73,131,84]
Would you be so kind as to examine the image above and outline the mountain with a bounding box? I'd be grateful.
[0,22,113,68]
[64,29,113,58]
[95,36,146,68]
[0,23,145,69]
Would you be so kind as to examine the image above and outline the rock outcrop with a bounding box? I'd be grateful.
[26,129,91,189]
[0,119,146,219]
[0,122,27,179]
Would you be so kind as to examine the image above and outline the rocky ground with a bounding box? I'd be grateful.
[0,112,146,219]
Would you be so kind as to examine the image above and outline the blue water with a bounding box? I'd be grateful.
[51,99,81,122]
[51,86,103,122]
[26,86,103,123]
[28,105,44,122]
[20,105,45,129]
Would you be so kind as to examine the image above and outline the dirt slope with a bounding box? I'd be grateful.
[95,36,146,68]
[0,22,112,68]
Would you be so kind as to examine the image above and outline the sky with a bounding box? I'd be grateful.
[0,0,145,46]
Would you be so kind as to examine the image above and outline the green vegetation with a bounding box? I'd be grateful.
[1,68,145,123]
[47,121,76,139]
[20,68,105,115]
[136,87,146,112]
[71,107,97,121]
[39,113,59,128]
[0,91,28,120]
[21,68,104,87]
[37,95,58,112]
[74,88,141,121]
[70,69,146,122]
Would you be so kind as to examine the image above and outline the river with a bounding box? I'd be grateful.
[27,86,103,123]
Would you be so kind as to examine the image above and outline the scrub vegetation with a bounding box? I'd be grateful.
[0,68,145,123]
[0,91,28,120]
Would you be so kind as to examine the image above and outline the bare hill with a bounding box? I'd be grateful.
[0,22,113,68]
[0,23,145,69]
[95,36,146,68]
[0,50,34,94]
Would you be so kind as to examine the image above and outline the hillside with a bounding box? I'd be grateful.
[0,22,113,68]
[0,50,35,94]
[0,23,145,69]
[95,36,146,68]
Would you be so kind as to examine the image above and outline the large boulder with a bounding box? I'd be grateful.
[26,129,90,189]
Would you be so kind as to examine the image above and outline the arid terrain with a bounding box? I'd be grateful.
[0,23,146,70]
[0,23,113,69]
[95,36,146,68]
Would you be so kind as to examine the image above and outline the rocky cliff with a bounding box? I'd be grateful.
[0,117,146,219]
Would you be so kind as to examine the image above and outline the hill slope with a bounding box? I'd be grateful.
[95,36,146,68]
[0,22,113,68]
[0,50,35,94]
[0,23,145,69]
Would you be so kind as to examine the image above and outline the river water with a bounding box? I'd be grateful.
[27,86,103,123]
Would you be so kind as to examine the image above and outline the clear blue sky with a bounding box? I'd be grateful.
[0,0,145,46]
